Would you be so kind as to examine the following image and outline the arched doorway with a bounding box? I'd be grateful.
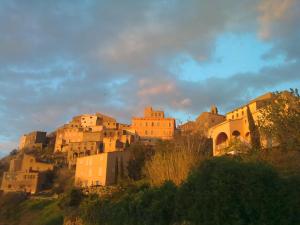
[216,132,228,150]
[232,130,241,138]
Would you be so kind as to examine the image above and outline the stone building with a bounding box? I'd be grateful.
[180,105,226,136]
[75,151,130,187]
[19,131,47,151]
[67,129,136,168]
[54,112,136,168]
[66,141,102,168]
[209,93,273,156]
[54,113,124,153]
[1,154,53,194]
[103,137,124,152]
[131,106,176,142]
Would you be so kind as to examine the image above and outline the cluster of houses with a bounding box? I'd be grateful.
[1,93,276,194]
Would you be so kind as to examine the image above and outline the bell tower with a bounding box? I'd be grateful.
[210,105,218,114]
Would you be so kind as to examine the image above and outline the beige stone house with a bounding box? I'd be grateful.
[75,151,130,187]
[19,131,47,151]
[1,154,54,194]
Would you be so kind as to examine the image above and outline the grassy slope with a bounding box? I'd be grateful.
[0,198,63,225]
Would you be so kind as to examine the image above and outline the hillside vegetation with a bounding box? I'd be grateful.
[0,145,299,225]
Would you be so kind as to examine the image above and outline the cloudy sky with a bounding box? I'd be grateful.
[0,0,299,156]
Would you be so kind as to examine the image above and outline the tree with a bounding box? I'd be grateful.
[9,149,18,156]
[258,89,300,151]
[59,188,84,219]
[247,105,261,150]
[145,133,209,186]
[127,143,153,180]
[176,157,299,225]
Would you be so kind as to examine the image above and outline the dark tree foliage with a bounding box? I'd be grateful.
[176,157,300,225]
[59,188,83,218]
[9,149,18,156]
[0,192,27,220]
[125,139,130,148]
[40,170,55,190]
[247,105,261,150]
[127,143,154,180]
[79,182,177,225]
[76,157,300,225]
[79,194,111,225]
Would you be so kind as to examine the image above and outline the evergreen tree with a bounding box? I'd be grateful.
[247,105,261,150]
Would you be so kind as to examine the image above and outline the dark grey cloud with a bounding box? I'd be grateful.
[0,0,299,155]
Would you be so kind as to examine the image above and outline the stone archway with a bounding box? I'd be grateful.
[216,132,228,150]
[232,130,241,138]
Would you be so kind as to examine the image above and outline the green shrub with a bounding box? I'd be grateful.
[176,157,300,225]
[59,188,83,218]
[127,143,154,180]
[0,192,27,220]
[79,194,111,225]
[76,156,300,225]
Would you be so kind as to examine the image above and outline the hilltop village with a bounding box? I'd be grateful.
[0,93,277,194]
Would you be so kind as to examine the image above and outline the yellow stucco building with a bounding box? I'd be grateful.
[131,106,176,142]
[75,151,130,187]
[209,93,273,156]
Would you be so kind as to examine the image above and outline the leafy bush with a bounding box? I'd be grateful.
[127,143,154,180]
[79,181,177,225]
[79,194,111,225]
[176,157,300,225]
[0,192,27,220]
[52,167,75,194]
[59,188,83,217]
[74,156,300,225]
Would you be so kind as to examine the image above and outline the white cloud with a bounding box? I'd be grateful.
[258,0,295,39]
[0,0,299,155]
